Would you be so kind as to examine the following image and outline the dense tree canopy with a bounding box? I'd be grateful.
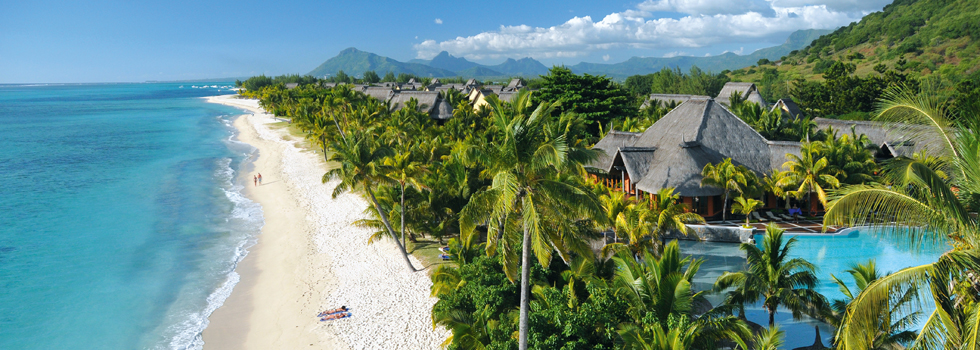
[534,66,637,135]
[624,66,730,97]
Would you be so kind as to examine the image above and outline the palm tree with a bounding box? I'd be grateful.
[614,241,750,349]
[701,158,749,222]
[735,326,784,350]
[384,151,428,248]
[828,260,919,349]
[649,187,705,249]
[715,224,826,326]
[816,126,878,185]
[324,130,417,272]
[823,85,980,349]
[611,203,656,257]
[605,188,703,258]
[731,196,764,227]
[778,142,840,216]
[458,90,604,350]
[600,190,631,242]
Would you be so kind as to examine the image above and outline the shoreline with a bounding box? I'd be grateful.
[202,95,447,349]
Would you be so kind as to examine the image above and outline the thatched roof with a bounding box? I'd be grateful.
[791,326,828,350]
[746,90,769,109]
[465,79,478,86]
[362,86,395,102]
[389,91,455,120]
[641,94,703,108]
[814,118,945,158]
[285,83,299,89]
[389,91,440,113]
[483,85,504,92]
[430,98,454,120]
[400,83,422,91]
[589,130,642,172]
[496,91,519,103]
[768,140,802,170]
[630,98,773,196]
[504,78,524,91]
[434,84,472,94]
[716,82,758,104]
[772,98,802,119]
[618,147,657,181]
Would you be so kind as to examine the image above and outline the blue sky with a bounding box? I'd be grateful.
[0,0,891,83]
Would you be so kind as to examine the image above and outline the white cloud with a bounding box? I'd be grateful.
[414,1,888,60]
[434,18,443,24]
[603,54,611,61]
[638,0,775,16]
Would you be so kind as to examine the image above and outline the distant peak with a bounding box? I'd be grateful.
[434,51,452,58]
[340,47,363,54]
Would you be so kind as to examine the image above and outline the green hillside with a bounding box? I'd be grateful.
[308,48,456,78]
[730,0,980,85]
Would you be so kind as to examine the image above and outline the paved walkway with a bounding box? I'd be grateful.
[704,219,842,234]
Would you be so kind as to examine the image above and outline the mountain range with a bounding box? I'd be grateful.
[307,29,832,79]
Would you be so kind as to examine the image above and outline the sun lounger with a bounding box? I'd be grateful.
[765,211,783,221]
[780,214,795,221]
[752,212,767,222]
[439,254,453,260]
[320,312,352,321]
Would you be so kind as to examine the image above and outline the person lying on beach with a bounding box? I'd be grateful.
[319,312,351,321]
[317,306,347,317]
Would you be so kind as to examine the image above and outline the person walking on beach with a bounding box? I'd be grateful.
[253,175,257,187]
[258,173,262,185]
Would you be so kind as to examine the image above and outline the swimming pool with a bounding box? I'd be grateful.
[679,227,948,349]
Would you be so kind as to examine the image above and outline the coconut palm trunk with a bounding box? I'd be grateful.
[722,190,729,222]
[400,182,406,248]
[518,225,532,350]
[366,184,416,272]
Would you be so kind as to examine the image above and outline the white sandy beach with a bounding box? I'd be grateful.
[202,95,448,349]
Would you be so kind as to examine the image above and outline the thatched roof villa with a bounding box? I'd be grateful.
[362,86,396,102]
[503,78,525,92]
[814,118,945,158]
[716,82,768,109]
[590,97,801,217]
[771,98,802,119]
[387,91,454,121]
[640,94,703,109]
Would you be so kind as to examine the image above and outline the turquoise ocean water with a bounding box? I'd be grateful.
[0,83,261,349]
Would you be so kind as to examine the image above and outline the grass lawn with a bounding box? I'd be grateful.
[407,236,453,273]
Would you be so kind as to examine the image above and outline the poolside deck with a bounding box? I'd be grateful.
[704,219,843,234]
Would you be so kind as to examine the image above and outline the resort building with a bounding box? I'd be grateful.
[814,118,944,159]
[589,97,802,218]
[362,86,396,102]
[387,91,454,121]
[715,82,768,109]
[503,78,525,92]
[640,94,702,109]
[770,98,802,119]
[468,83,525,110]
